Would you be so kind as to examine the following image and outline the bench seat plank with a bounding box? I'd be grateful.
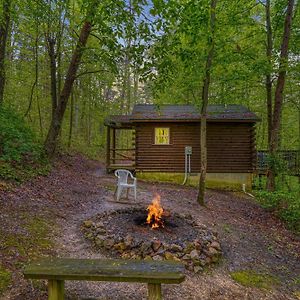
[24,258,185,284]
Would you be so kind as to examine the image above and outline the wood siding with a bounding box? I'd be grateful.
[135,122,256,173]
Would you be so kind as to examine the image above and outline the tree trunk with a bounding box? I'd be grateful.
[25,32,39,118]
[298,107,300,186]
[44,20,93,157]
[265,0,273,145]
[46,36,58,118]
[266,0,295,191]
[68,90,74,148]
[133,69,139,105]
[0,0,11,104]
[197,0,217,205]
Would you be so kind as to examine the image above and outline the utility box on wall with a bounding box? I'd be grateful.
[185,146,192,155]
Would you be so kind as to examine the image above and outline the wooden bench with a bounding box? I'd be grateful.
[23,258,185,300]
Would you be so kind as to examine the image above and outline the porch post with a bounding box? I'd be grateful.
[106,126,111,172]
[112,128,116,165]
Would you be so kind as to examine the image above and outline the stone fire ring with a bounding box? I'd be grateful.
[82,208,222,273]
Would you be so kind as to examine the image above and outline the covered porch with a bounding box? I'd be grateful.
[104,115,136,173]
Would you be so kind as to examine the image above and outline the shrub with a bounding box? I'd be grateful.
[255,190,300,233]
[0,107,49,181]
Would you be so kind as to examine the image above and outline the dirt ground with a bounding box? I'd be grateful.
[0,154,299,300]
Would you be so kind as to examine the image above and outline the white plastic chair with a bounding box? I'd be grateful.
[114,169,137,201]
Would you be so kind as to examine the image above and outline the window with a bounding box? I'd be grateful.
[155,128,170,145]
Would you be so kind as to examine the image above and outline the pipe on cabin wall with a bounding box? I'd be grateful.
[182,147,192,185]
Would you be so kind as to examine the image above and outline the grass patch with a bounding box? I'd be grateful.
[0,214,54,296]
[24,216,54,256]
[222,223,232,234]
[1,215,54,259]
[0,265,11,296]
[231,270,279,289]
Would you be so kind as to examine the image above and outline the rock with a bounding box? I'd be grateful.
[163,243,170,250]
[85,232,94,240]
[95,236,105,247]
[207,247,219,257]
[190,249,200,260]
[184,242,194,254]
[170,244,183,252]
[193,260,201,266]
[164,251,175,260]
[139,242,152,257]
[140,241,151,253]
[152,255,163,261]
[131,255,140,260]
[175,252,184,258]
[132,240,142,248]
[152,240,162,252]
[205,256,211,264]
[185,213,193,220]
[194,241,202,251]
[210,241,221,251]
[194,266,203,273]
[114,242,127,251]
[155,248,165,256]
[211,255,219,263]
[182,254,191,260]
[199,259,206,267]
[95,221,105,228]
[103,238,114,249]
[96,228,106,235]
[186,263,194,271]
[83,220,93,228]
[121,252,131,259]
[144,255,152,261]
[124,235,134,247]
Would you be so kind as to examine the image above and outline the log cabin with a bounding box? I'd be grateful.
[104,104,260,190]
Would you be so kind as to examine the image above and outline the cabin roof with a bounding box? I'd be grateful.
[105,104,260,127]
[131,104,259,121]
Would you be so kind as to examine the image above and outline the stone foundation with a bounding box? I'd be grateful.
[137,172,253,191]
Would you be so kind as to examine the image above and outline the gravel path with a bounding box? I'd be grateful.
[56,164,299,300]
[1,155,299,300]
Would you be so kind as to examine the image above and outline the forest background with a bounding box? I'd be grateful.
[0,0,299,229]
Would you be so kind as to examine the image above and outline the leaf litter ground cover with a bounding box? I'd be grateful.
[0,154,299,299]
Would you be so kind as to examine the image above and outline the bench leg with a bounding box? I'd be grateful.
[148,283,162,300]
[48,280,64,300]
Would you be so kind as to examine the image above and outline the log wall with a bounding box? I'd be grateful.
[135,122,256,173]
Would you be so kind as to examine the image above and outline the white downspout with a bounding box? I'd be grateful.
[242,183,255,198]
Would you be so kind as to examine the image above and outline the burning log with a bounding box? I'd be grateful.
[146,194,164,229]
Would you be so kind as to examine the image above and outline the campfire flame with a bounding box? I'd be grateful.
[146,194,164,229]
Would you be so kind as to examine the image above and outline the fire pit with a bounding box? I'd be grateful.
[82,195,222,273]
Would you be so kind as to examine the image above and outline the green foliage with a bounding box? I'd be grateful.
[255,190,300,233]
[0,265,11,296]
[230,270,279,289]
[0,107,41,162]
[0,107,49,181]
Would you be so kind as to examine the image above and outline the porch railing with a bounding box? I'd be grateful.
[257,150,300,176]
